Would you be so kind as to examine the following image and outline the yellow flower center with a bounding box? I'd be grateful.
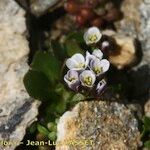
[68,77,76,82]
[93,67,103,74]
[88,35,97,43]
[76,63,85,69]
[83,76,92,86]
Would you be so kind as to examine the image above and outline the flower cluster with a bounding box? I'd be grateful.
[64,27,110,97]
[64,49,110,96]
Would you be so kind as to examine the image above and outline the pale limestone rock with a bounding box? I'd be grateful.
[109,35,137,69]
[103,30,137,69]
[115,0,150,108]
[29,0,63,17]
[16,0,64,17]
[0,0,40,149]
[56,101,140,150]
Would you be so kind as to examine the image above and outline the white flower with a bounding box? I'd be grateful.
[84,27,102,45]
[92,49,103,60]
[90,58,110,76]
[79,70,96,87]
[66,53,88,71]
[64,70,80,91]
[96,79,106,95]
[86,49,103,62]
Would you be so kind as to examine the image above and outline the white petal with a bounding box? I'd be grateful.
[64,75,70,85]
[83,32,89,44]
[86,51,97,65]
[67,70,78,78]
[71,53,85,63]
[64,70,79,85]
[66,58,78,70]
[100,59,110,73]
[88,27,100,34]
[96,79,106,94]
[92,49,103,60]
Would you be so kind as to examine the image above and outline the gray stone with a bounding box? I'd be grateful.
[16,0,64,17]
[0,0,40,149]
[116,0,150,99]
[56,101,140,150]
[29,0,63,17]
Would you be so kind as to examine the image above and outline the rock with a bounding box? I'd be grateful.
[0,0,40,149]
[29,0,63,17]
[145,99,150,117]
[115,0,150,66]
[109,36,137,69]
[115,0,150,98]
[115,0,142,38]
[56,101,140,150]
[16,0,64,17]
[103,30,138,69]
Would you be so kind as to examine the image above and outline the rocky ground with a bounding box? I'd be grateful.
[0,0,40,149]
[0,0,149,150]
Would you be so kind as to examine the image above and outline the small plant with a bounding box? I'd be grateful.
[141,116,150,149]
[24,26,111,148]
[64,27,110,98]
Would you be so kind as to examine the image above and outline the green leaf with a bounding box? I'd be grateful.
[55,100,67,114]
[67,31,84,43]
[37,124,50,136]
[55,83,73,101]
[51,40,67,60]
[71,93,85,102]
[55,118,59,124]
[23,70,52,100]
[48,131,57,141]
[55,83,66,95]
[65,40,83,57]
[31,51,60,83]
[66,93,85,108]
[28,122,37,134]
[144,141,150,148]
[47,122,57,132]
[143,116,150,132]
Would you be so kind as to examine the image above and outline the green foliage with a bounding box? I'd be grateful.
[71,93,85,102]
[29,122,37,134]
[143,116,150,132]
[65,40,83,57]
[23,35,87,143]
[37,124,50,137]
[31,51,60,83]
[66,31,84,43]
[24,70,52,100]
[51,40,67,60]
[142,116,150,149]
[48,132,57,141]
[144,141,150,149]
[47,122,57,132]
